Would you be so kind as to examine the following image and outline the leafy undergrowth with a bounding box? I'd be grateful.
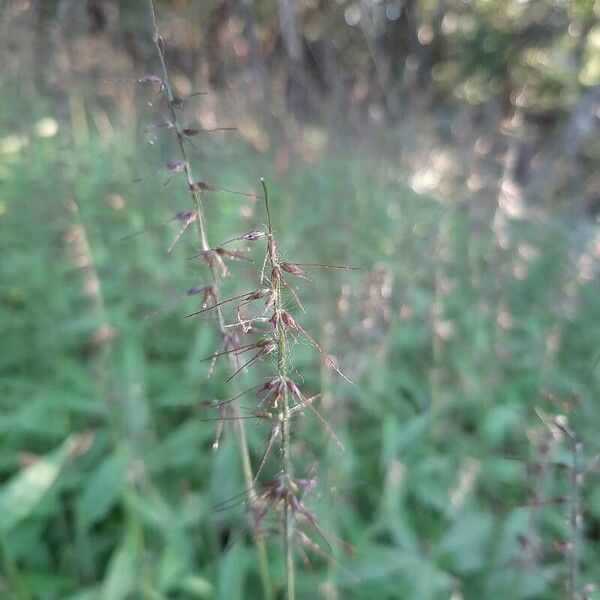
[1,132,599,599]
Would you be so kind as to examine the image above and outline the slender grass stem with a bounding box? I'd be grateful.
[568,436,581,600]
[261,178,295,600]
[146,3,272,597]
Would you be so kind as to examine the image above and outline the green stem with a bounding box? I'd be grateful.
[568,437,581,600]
[276,300,294,600]
[147,3,272,598]
[261,179,295,600]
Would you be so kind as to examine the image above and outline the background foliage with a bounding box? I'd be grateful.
[1,1,599,599]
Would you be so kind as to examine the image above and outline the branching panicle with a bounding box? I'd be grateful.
[144,2,272,597]
[142,7,350,598]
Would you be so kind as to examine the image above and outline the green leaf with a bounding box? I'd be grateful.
[125,485,194,566]
[19,571,74,597]
[437,511,494,573]
[78,449,127,527]
[63,587,100,600]
[178,576,213,598]
[217,543,248,600]
[100,534,138,600]
[0,434,88,533]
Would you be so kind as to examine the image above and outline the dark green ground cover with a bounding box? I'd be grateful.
[1,129,599,599]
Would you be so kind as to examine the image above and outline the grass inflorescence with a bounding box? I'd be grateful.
[142,3,352,597]
[1,5,600,600]
[144,0,272,595]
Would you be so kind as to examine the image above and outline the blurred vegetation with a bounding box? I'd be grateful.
[1,1,600,599]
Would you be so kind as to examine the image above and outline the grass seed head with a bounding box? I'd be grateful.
[281,310,300,332]
[186,284,206,296]
[189,180,216,192]
[286,379,302,400]
[175,209,196,221]
[281,262,304,277]
[242,230,266,241]
[166,159,187,172]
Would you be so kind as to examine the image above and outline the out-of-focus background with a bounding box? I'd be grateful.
[1,1,600,599]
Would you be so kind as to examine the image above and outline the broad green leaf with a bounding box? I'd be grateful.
[0,433,91,533]
[178,576,213,598]
[100,534,138,600]
[217,543,248,600]
[78,448,127,527]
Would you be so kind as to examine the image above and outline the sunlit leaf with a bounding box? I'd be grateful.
[0,433,91,533]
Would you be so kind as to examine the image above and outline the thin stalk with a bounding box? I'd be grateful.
[0,534,30,600]
[146,3,272,597]
[262,179,295,600]
[568,437,582,600]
